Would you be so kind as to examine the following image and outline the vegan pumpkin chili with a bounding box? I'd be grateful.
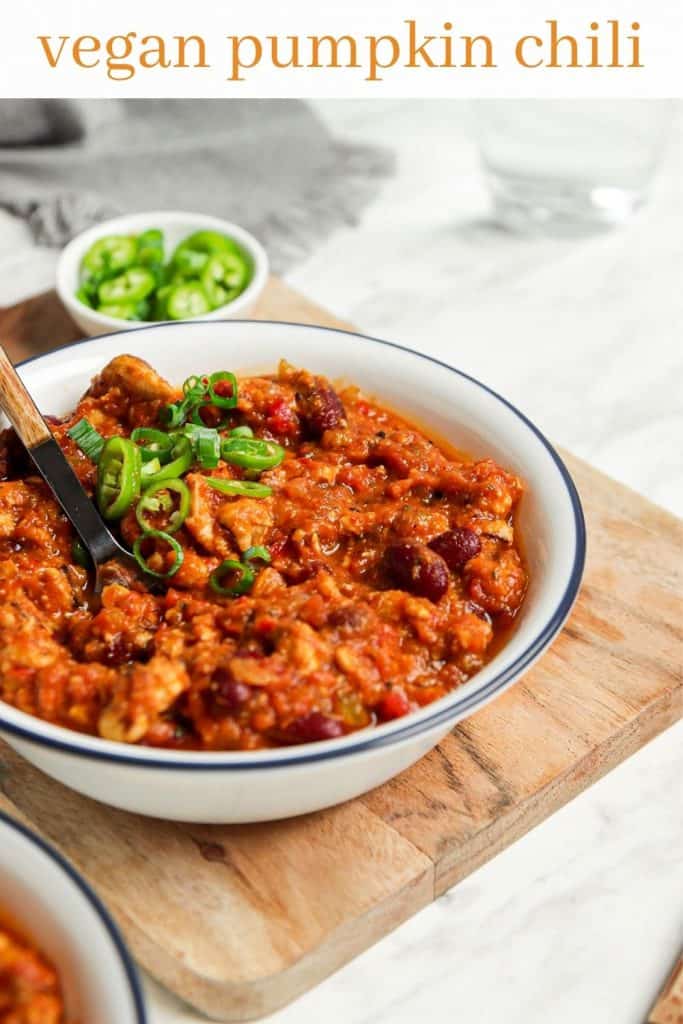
[0,916,64,1023]
[0,356,527,749]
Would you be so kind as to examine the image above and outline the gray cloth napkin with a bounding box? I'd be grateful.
[0,100,394,273]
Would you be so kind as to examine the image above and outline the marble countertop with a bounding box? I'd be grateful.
[0,99,681,1024]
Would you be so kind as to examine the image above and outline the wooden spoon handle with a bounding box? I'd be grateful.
[0,345,51,449]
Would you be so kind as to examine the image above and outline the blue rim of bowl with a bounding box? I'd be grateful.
[0,320,586,770]
[0,809,147,1023]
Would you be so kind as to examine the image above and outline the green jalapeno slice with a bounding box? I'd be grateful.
[220,437,284,471]
[133,530,184,579]
[135,479,190,534]
[203,477,272,499]
[201,252,249,310]
[82,235,137,281]
[97,437,142,520]
[130,427,176,464]
[98,267,156,306]
[166,283,211,320]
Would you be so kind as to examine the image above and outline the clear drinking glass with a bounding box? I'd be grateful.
[472,100,675,233]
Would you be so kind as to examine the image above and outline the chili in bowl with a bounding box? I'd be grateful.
[0,811,146,1023]
[0,321,585,823]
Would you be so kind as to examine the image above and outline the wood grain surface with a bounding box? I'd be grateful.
[648,955,683,1024]
[0,281,681,1021]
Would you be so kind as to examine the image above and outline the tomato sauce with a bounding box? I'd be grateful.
[0,356,527,749]
[0,913,64,1023]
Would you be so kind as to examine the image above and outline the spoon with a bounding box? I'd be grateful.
[0,345,134,593]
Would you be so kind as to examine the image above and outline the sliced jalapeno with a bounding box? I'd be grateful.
[133,530,184,579]
[98,267,156,306]
[97,303,140,321]
[136,229,164,272]
[204,477,272,499]
[136,479,190,534]
[201,252,249,309]
[166,283,211,320]
[131,427,176,464]
[97,437,142,520]
[172,248,209,278]
[172,230,237,260]
[220,437,284,471]
[82,235,137,281]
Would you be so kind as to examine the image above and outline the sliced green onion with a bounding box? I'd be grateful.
[183,374,209,401]
[133,529,184,579]
[204,478,272,499]
[67,418,105,463]
[136,479,190,534]
[160,401,187,429]
[220,437,285,471]
[243,545,271,565]
[141,436,193,489]
[209,559,254,596]
[195,428,221,469]
[207,371,238,409]
[131,427,175,464]
[229,425,254,439]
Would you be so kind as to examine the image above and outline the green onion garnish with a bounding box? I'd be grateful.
[209,559,255,596]
[67,418,105,463]
[243,545,271,565]
[207,371,238,409]
[229,425,254,439]
[195,428,221,469]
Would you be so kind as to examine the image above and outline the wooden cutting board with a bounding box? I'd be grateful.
[0,280,681,1021]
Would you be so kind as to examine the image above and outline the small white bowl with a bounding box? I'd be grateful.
[56,211,269,337]
[0,321,585,823]
[0,811,146,1022]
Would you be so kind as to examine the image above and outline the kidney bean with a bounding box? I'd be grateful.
[377,688,411,721]
[215,679,252,712]
[286,711,345,743]
[429,527,481,570]
[384,542,448,603]
[302,384,346,437]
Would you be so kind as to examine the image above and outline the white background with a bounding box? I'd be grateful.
[1,97,681,1023]
[0,0,682,97]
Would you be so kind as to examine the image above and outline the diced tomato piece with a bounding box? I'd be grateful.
[266,397,299,438]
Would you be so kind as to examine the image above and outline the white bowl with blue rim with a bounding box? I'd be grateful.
[0,811,146,1021]
[0,321,585,823]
